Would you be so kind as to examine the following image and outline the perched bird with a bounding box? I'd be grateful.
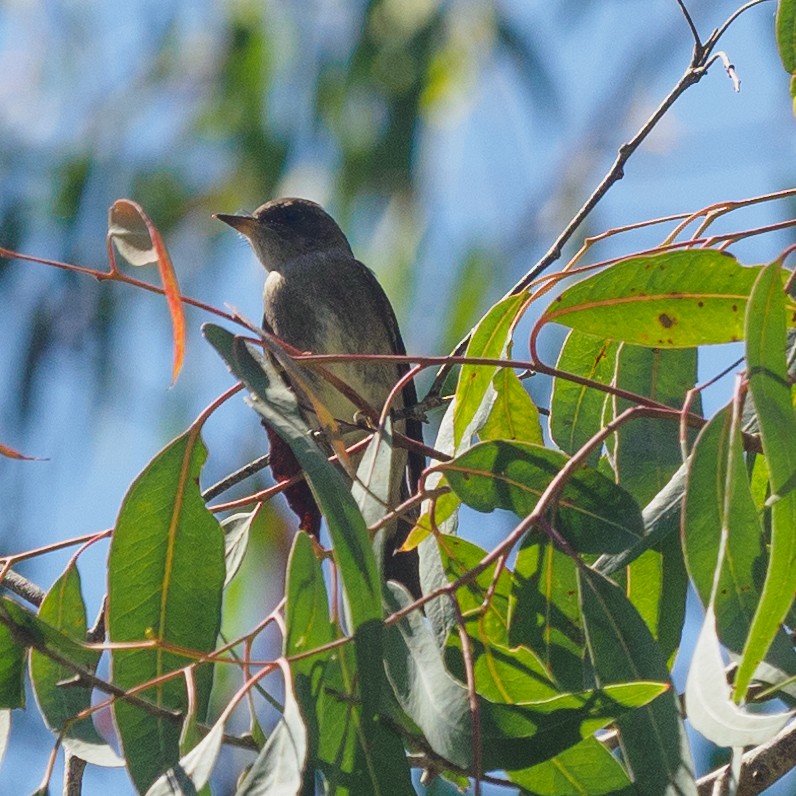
[216,197,422,597]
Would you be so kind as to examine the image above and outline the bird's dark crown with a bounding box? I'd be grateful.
[251,197,349,250]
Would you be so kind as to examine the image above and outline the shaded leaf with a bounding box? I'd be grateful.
[440,440,644,554]
[511,537,585,691]
[384,584,472,769]
[580,567,696,795]
[30,562,122,767]
[614,345,696,506]
[0,618,25,709]
[108,430,225,793]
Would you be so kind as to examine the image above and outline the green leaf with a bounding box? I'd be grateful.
[507,737,633,795]
[580,567,697,795]
[0,619,25,710]
[510,538,585,691]
[441,440,644,554]
[285,532,414,794]
[480,367,543,444]
[735,262,796,698]
[108,430,225,793]
[614,345,696,505]
[479,680,668,771]
[204,323,382,626]
[284,532,336,793]
[437,535,513,645]
[628,532,687,668]
[777,0,796,74]
[30,562,123,767]
[550,330,618,463]
[541,251,761,347]
[452,293,527,449]
[683,407,765,654]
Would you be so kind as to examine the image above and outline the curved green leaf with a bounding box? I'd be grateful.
[550,330,617,461]
[453,293,526,448]
[30,562,122,767]
[735,261,796,698]
[204,323,382,626]
[777,0,796,74]
[580,567,696,795]
[480,367,543,444]
[541,250,762,347]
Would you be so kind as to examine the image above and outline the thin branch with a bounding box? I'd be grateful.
[1,569,45,607]
[424,0,771,401]
[697,718,796,795]
[676,0,702,49]
[704,0,773,52]
[202,454,271,501]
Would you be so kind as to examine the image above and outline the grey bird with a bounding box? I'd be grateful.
[216,197,422,597]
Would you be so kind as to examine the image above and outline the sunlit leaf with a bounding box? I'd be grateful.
[776,0,796,74]
[452,292,527,448]
[539,251,763,348]
[507,737,633,795]
[550,330,618,463]
[480,367,543,444]
[734,262,796,699]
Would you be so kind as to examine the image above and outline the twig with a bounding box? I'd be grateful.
[202,454,271,501]
[697,718,796,795]
[424,0,766,401]
[1,569,45,607]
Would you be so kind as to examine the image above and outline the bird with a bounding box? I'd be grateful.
[216,197,422,597]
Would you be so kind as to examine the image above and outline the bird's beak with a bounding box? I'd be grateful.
[214,213,257,237]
